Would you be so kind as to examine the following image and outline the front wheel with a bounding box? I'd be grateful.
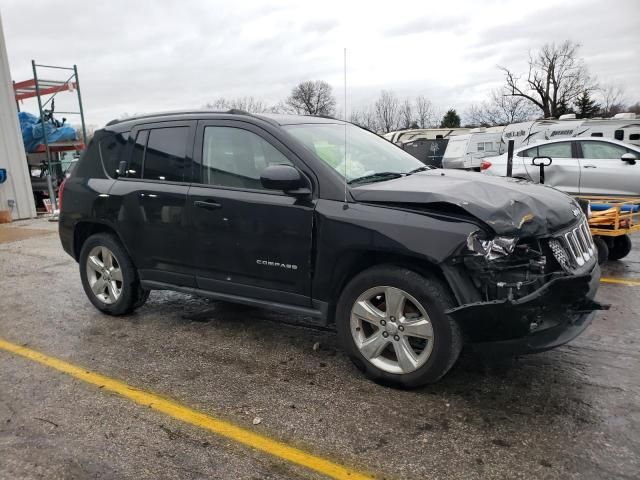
[336,265,462,388]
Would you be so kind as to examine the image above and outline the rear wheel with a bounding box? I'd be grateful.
[336,265,462,388]
[608,234,632,261]
[79,233,141,315]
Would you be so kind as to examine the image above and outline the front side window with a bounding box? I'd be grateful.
[538,142,572,159]
[143,127,190,182]
[201,127,292,189]
[580,141,628,159]
[284,123,423,182]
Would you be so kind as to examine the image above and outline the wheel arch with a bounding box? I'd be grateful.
[324,249,451,325]
[72,221,130,261]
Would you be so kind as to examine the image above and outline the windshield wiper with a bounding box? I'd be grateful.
[347,172,404,185]
[406,166,433,175]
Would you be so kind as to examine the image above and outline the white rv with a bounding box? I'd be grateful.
[441,128,503,170]
[383,128,470,145]
[499,113,640,152]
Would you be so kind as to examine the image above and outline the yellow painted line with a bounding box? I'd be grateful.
[601,277,640,286]
[0,338,373,480]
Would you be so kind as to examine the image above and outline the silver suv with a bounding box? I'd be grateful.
[481,137,640,196]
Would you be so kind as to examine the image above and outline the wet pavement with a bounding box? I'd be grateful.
[0,218,638,479]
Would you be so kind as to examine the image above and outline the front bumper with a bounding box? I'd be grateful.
[446,262,608,354]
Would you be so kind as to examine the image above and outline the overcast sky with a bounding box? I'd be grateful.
[2,0,639,127]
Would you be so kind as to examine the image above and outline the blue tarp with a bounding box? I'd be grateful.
[18,111,77,153]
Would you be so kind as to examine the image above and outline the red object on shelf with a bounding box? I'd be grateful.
[13,78,77,102]
[31,142,85,153]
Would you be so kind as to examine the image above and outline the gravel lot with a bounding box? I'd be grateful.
[1,218,638,479]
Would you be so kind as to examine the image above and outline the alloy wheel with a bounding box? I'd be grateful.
[350,286,434,374]
[86,246,123,305]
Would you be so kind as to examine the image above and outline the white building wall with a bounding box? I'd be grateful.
[0,12,36,220]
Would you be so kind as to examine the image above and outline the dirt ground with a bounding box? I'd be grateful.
[0,218,638,479]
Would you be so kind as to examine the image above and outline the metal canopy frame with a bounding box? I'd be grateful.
[13,60,87,210]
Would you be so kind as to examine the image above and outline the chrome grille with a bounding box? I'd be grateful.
[550,219,595,270]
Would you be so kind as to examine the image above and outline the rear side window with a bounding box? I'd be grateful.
[143,127,190,182]
[99,131,129,178]
[538,142,572,159]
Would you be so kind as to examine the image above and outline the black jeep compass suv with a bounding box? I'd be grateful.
[59,110,606,387]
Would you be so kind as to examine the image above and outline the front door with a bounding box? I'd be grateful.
[109,121,196,286]
[577,140,640,196]
[187,120,315,306]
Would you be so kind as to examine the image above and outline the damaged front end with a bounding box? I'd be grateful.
[446,218,609,354]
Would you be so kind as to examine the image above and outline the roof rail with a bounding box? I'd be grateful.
[105,108,254,126]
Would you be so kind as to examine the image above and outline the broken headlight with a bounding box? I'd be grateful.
[467,232,517,260]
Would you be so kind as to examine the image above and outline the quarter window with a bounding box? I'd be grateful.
[128,130,147,178]
[580,141,628,159]
[518,147,538,157]
[99,131,129,178]
[201,127,292,190]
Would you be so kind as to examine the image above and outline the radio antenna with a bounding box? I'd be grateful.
[343,47,348,208]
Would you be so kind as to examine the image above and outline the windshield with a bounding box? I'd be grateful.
[283,123,425,183]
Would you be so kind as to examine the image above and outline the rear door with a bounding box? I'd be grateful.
[577,140,640,196]
[108,121,197,286]
[523,141,580,194]
[187,120,315,306]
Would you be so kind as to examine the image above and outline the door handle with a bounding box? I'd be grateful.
[583,164,597,169]
[194,200,222,210]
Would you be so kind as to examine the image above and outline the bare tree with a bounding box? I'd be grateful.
[374,90,400,133]
[627,102,640,115]
[350,107,378,132]
[415,96,435,128]
[285,80,336,116]
[598,83,627,117]
[399,99,416,129]
[467,89,539,126]
[205,96,270,113]
[500,41,594,118]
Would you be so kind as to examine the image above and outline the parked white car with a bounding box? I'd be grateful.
[481,137,640,196]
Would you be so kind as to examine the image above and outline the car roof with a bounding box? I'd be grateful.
[517,136,639,151]
[105,109,344,130]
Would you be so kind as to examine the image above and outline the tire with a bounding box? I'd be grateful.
[593,236,609,265]
[79,233,141,315]
[133,288,150,309]
[608,234,632,261]
[336,265,462,388]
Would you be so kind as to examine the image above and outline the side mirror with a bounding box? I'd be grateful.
[260,165,310,195]
[621,153,637,165]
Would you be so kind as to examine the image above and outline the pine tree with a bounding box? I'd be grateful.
[574,91,601,118]
[440,109,461,128]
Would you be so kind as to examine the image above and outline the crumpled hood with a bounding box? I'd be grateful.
[350,169,582,237]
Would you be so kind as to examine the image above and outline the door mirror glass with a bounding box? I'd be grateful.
[260,165,304,192]
[621,152,637,164]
